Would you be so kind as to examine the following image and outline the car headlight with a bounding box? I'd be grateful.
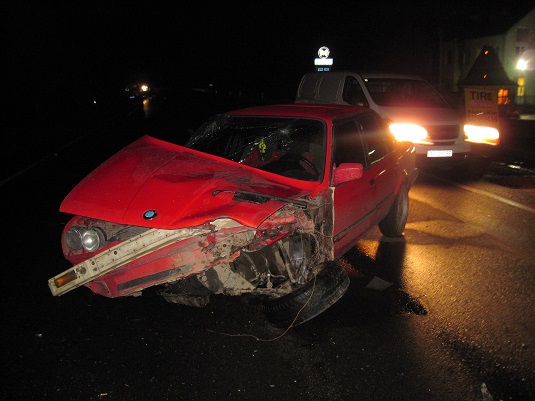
[65,227,83,250]
[65,227,105,252]
[464,124,499,145]
[389,123,429,143]
[81,229,104,252]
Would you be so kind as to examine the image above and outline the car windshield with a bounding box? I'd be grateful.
[186,115,326,181]
[363,78,449,108]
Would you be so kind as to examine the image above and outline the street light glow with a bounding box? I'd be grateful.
[517,59,528,70]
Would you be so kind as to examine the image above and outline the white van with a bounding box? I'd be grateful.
[295,71,471,166]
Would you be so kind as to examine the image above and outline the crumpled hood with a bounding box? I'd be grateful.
[61,135,316,229]
[375,105,461,126]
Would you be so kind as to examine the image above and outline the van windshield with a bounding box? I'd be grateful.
[363,78,449,108]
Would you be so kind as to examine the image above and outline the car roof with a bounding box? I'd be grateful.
[226,103,371,120]
[303,70,427,81]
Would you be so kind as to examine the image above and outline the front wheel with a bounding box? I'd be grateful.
[379,181,409,237]
[262,262,349,328]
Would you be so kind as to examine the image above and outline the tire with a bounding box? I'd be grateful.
[262,262,350,328]
[379,181,409,237]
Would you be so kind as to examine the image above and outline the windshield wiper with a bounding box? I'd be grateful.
[212,190,308,208]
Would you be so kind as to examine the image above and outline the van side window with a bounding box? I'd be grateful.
[318,74,343,103]
[342,76,368,107]
[298,74,319,100]
[332,119,366,166]
[357,112,394,164]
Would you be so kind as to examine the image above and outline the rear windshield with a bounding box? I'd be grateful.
[186,115,326,182]
[363,78,449,108]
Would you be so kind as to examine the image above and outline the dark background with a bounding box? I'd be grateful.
[5,1,535,122]
[4,1,534,188]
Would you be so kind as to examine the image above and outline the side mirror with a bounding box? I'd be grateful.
[332,163,363,186]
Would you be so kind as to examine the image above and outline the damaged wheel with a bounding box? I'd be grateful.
[262,262,349,328]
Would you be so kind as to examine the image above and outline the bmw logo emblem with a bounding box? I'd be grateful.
[143,210,157,220]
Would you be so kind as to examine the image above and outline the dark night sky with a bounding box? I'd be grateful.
[5,1,535,118]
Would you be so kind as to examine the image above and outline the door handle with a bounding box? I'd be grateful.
[369,178,376,186]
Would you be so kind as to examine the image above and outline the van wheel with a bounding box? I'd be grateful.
[379,181,409,237]
[262,262,349,328]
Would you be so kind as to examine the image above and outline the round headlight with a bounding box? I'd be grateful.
[65,227,83,250]
[81,229,104,252]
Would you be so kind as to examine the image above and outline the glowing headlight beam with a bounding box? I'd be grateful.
[517,59,528,70]
[464,124,500,145]
[389,123,428,143]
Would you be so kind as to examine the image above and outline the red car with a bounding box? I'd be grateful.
[49,104,417,327]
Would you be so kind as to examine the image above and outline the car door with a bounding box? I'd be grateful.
[331,118,377,258]
[357,111,398,223]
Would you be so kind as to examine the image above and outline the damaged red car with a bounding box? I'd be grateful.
[49,104,418,327]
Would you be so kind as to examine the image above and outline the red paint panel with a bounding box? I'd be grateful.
[61,135,319,229]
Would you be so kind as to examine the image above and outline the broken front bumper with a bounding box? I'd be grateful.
[49,222,254,297]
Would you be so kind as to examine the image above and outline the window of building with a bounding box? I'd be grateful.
[497,89,510,105]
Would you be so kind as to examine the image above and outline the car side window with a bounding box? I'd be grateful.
[342,76,368,107]
[357,112,395,164]
[332,119,366,166]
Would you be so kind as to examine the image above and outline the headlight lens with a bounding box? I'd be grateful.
[65,228,83,250]
[464,124,500,145]
[389,123,428,143]
[81,229,104,252]
[65,227,105,252]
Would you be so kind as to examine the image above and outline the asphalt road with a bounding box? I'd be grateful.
[2,97,534,401]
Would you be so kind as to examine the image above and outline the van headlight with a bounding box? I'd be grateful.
[464,124,499,145]
[389,123,429,143]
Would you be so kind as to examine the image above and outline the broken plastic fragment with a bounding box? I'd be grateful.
[481,383,494,401]
[365,276,393,291]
